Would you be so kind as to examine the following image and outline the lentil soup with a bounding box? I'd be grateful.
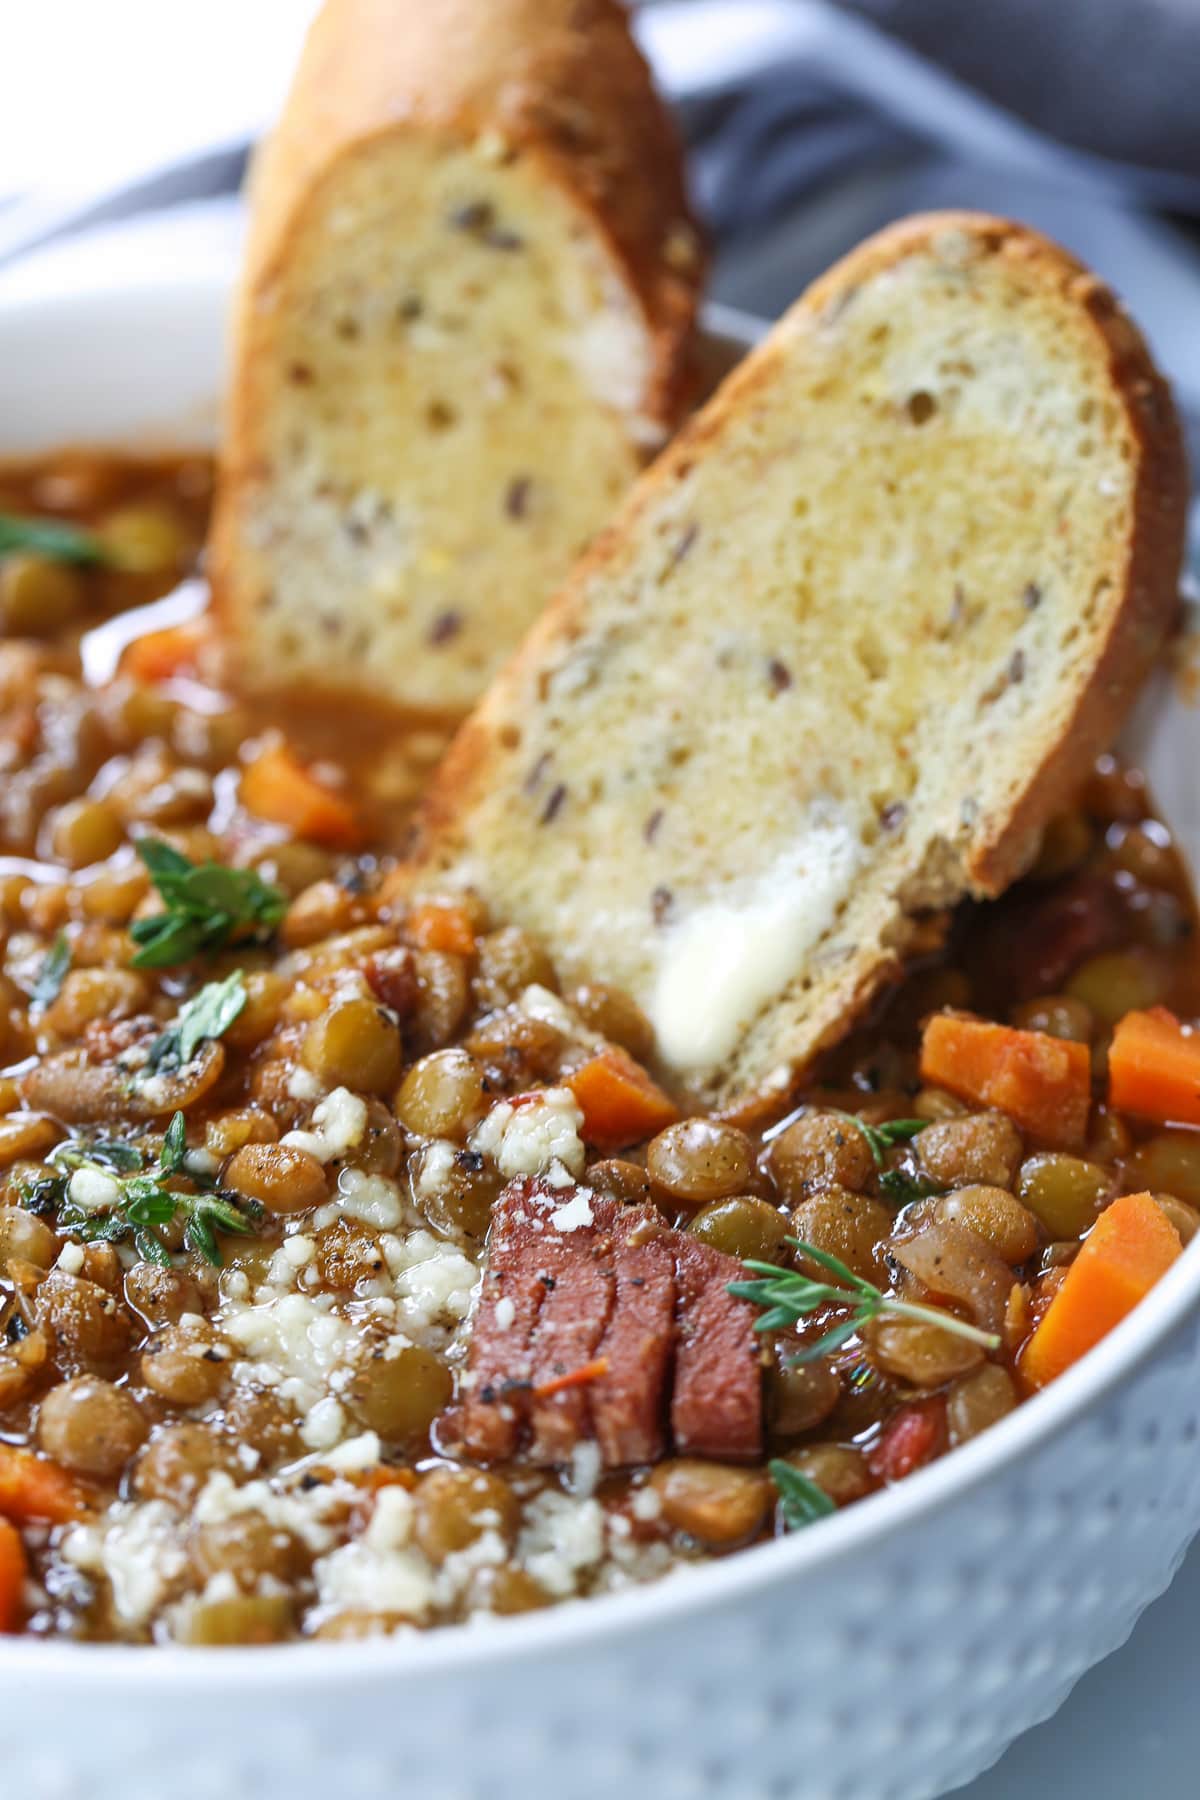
[0,453,1196,1646]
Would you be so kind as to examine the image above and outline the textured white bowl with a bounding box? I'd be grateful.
[1,223,1199,1800]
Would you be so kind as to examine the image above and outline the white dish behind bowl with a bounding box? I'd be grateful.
[2,230,1200,1800]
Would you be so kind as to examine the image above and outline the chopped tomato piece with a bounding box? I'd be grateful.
[867,1399,947,1483]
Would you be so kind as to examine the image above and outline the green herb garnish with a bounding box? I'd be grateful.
[48,1110,261,1267]
[878,1167,948,1207]
[837,1111,927,1164]
[144,969,247,1076]
[769,1458,836,1530]
[728,1238,1001,1362]
[30,932,71,1008]
[836,1112,944,1208]
[130,840,287,969]
[0,512,110,566]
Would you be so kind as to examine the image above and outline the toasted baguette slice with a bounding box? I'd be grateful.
[208,0,702,716]
[404,215,1187,1111]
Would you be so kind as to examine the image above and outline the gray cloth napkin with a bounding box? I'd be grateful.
[682,0,1200,240]
[841,0,1200,178]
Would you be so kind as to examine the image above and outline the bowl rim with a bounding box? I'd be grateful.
[0,262,1197,1689]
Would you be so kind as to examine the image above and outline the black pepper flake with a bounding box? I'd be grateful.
[1009,648,1026,683]
[540,1274,557,1290]
[455,1149,486,1174]
[540,782,567,824]
[768,657,793,693]
[429,610,464,646]
[397,294,424,323]
[1023,582,1042,610]
[651,885,674,925]
[505,476,532,519]
[643,807,664,844]
[879,800,907,832]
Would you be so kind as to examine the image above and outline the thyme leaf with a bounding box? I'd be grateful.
[728,1237,1001,1363]
[30,932,71,1009]
[47,1111,261,1267]
[144,970,247,1075]
[878,1167,949,1208]
[769,1459,836,1530]
[836,1112,928,1167]
[130,840,287,969]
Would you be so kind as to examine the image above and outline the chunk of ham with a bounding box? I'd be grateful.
[456,1178,763,1468]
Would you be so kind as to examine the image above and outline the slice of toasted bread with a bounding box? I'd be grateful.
[404,214,1188,1111]
[209,0,703,715]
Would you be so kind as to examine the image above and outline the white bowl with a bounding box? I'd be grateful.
[2,222,1200,1800]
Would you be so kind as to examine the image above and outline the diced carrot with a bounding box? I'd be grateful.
[119,617,209,684]
[532,1357,610,1401]
[406,901,477,959]
[1021,1192,1182,1389]
[1108,1006,1200,1126]
[867,1399,946,1483]
[0,1519,27,1634]
[565,1046,679,1150]
[919,1011,1091,1148]
[0,1445,88,1525]
[240,744,362,850]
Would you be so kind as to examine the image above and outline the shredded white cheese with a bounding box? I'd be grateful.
[469,1087,585,1180]
[283,1087,368,1164]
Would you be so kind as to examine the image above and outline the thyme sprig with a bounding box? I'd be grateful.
[130,840,287,969]
[836,1112,927,1163]
[728,1238,1001,1363]
[42,1110,261,1267]
[836,1111,945,1207]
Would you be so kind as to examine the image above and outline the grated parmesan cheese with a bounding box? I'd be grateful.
[282,1086,368,1163]
[469,1087,585,1180]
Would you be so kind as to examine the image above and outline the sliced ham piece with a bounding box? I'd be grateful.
[457,1178,561,1460]
[458,1178,763,1468]
[591,1205,677,1467]
[526,1201,615,1464]
[671,1235,764,1460]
